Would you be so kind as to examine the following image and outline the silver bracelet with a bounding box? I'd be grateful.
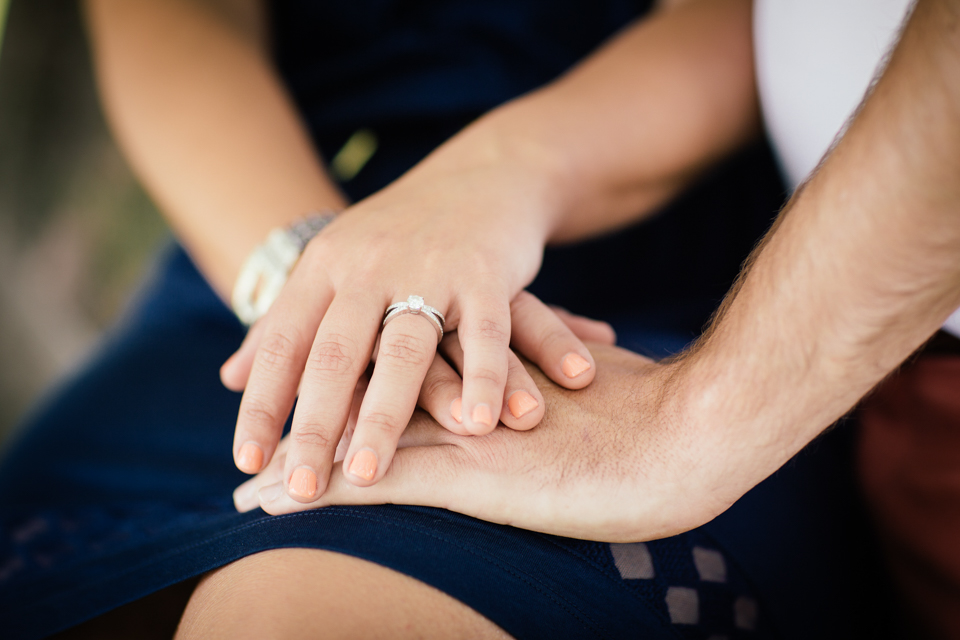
[231,210,336,325]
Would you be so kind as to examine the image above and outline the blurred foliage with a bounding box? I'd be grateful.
[1,1,9,58]
[0,0,169,445]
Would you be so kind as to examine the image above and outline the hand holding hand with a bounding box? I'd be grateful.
[234,341,764,543]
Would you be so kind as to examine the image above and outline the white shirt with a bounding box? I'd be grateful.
[753,0,960,336]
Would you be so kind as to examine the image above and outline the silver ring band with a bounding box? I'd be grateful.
[382,295,445,343]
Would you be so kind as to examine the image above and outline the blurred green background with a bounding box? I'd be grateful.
[0,0,169,448]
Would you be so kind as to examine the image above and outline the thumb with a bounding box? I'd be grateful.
[257,444,475,515]
[220,320,266,391]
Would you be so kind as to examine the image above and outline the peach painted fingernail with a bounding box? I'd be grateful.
[472,403,492,428]
[237,442,264,473]
[289,468,317,499]
[348,449,378,481]
[561,353,591,378]
[451,397,463,423]
[507,391,539,419]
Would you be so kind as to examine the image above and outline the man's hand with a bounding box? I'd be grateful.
[233,343,753,543]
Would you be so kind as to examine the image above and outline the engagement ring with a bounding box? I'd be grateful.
[382,295,445,343]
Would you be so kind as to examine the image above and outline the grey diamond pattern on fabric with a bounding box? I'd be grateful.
[605,531,767,638]
[665,586,700,625]
[735,596,760,631]
[692,546,727,583]
[610,542,655,580]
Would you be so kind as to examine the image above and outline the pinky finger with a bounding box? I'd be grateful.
[510,291,597,390]
[498,349,544,431]
[220,320,267,392]
[440,335,543,432]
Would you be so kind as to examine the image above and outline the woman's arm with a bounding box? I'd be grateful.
[84,0,347,298]
[210,0,764,501]
[86,0,757,296]
[244,0,960,543]
[86,0,762,505]
[434,0,759,244]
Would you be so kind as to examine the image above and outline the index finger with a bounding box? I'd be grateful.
[232,268,334,474]
[281,290,383,501]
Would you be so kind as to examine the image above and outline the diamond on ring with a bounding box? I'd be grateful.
[382,295,445,343]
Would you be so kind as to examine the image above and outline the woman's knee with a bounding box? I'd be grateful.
[176,548,511,639]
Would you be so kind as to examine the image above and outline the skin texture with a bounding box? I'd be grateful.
[83,0,347,296]
[80,0,960,632]
[83,0,600,501]
[236,343,717,542]
[84,0,757,505]
[176,549,512,640]
[240,0,960,547]
[223,0,757,500]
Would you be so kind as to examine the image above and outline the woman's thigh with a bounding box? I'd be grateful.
[177,548,511,639]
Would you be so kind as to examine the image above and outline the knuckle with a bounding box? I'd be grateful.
[506,356,527,378]
[510,290,537,314]
[305,232,333,256]
[257,332,300,369]
[535,326,571,355]
[469,317,510,345]
[292,425,336,450]
[380,332,431,368]
[468,365,505,387]
[239,400,282,428]
[307,334,357,376]
[361,410,405,435]
[420,371,456,403]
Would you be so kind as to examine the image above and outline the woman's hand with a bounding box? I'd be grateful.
[413,297,618,437]
[218,135,601,504]
[233,342,756,542]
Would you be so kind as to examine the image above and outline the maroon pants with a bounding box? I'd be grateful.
[859,340,960,638]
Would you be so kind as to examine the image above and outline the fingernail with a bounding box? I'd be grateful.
[507,390,539,419]
[348,448,378,481]
[289,467,317,499]
[561,353,591,378]
[233,480,259,512]
[236,442,264,473]
[451,397,463,423]
[259,481,283,504]
[472,403,492,428]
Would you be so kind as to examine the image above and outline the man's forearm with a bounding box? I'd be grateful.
[681,0,960,482]
[84,0,347,298]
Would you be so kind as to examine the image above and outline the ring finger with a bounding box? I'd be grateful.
[341,296,446,486]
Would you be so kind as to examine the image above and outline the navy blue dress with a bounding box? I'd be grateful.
[0,2,890,638]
